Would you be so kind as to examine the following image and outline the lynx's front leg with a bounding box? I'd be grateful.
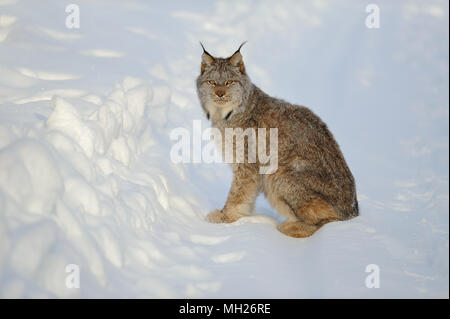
[207,164,261,223]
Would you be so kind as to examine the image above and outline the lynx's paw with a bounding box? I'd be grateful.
[206,209,230,223]
[278,221,319,238]
[206,209,243,223]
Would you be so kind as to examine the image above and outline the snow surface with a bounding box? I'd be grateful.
[0,0,448,298]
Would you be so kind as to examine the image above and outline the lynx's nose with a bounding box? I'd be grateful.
[215,90,225,98]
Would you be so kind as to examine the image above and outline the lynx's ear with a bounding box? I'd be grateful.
[200,42,215,74]
[228,41,246,74]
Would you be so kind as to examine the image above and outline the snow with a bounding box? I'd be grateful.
[0,0,448,298]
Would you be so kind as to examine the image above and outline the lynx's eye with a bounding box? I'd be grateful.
[225,80,234,86]
[207,80,216,86]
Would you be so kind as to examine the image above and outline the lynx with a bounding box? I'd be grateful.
[196,43,359,238]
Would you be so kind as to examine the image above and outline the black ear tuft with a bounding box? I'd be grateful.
[236,41,247,53]
[229,41,247,74]
[200,42,215,74]
[200,42,212,56]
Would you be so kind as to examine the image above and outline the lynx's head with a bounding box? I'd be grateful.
[196,43,252,121]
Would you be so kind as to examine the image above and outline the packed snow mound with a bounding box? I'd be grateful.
[47,78,151,168]
[0,78,151,295]
[0,0,448,298]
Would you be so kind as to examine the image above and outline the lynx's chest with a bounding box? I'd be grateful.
[206,101,235,123]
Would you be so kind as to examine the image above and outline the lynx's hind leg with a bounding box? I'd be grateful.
[266,194,318,238]
[297,198,341,226]
[276,198,340,238]
[265,192,298,222]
